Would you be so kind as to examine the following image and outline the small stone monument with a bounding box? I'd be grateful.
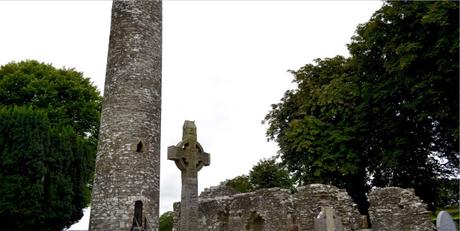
[314,206,343,231]
[168,121,210,231]
[436,211,457,231]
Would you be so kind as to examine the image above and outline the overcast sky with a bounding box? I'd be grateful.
[0,1,383,230]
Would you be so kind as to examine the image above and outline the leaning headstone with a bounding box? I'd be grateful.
[314,206,343,231]
[437,211,457,231]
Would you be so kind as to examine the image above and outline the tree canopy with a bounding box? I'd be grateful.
[249,158,293,190]
[0,60,101,141]
[226,157,293,193]
[264,1,458,213]
[0,60,101,230]
[226,175,254,193]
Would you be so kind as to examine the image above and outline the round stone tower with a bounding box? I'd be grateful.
[89,0,162,230]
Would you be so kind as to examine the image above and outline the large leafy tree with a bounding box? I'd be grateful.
[264,0,458,214]
[0,60,101,230]
[0,107,49,230]
[265,56,370,212]
[348,0,459,210]
[0,60,101,141]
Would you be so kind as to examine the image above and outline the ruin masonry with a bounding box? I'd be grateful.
[173,184,435,231]
[174,184,362,231]
[368,187,435,231]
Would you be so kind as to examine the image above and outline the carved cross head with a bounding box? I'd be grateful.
[168,120,210,175]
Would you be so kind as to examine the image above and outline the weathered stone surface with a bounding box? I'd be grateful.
[436,211,458,231]
[89,0,162,230]
[199,183,239,200]
[174,184,435,230]
[293,184,360,230]
[168,121,210,231]
[437,211,458,231]
[314,207,343,231]
[174,184,361,231]
[368,187,435,231]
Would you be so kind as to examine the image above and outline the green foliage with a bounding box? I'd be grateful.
[0,107,49,230]
[265,56,370,212]
[0,60,101,141]
[0,60,101,230]
[249,158,293,190]
[348,1,459,210]
[159,211,174,231]
[435,178,459,207]
[0,107,95,230]
[226,158,293,192]
[226,175,254,193]
[264,1,458,214]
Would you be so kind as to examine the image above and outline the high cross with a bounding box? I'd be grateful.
[168,120,210,231]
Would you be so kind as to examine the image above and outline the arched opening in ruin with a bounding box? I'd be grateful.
[245,212,264,231]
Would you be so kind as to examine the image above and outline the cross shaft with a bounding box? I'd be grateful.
[168,121,210,231]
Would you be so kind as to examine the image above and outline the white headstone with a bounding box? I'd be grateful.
[436,211,457,231]
[314,207,343,231]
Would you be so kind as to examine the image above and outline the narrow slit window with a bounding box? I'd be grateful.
[136,141,144,153]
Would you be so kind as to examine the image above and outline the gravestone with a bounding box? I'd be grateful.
[314,206,343,231]
[89,0,162,230]
[437,211,457,231]
[168,121,210,231]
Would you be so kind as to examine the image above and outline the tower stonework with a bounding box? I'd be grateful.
[89,0,162,230]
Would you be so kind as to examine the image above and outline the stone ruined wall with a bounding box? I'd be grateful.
[199,183,239,200]
[174,184,361,231]
[292,184,361,230]
[368,187,435,231]
[89,0,162,230]
[203,188,294,231]
[174,185,435,231]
